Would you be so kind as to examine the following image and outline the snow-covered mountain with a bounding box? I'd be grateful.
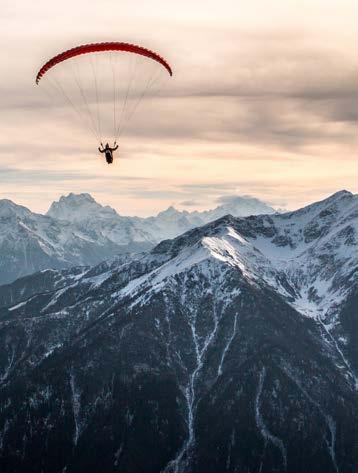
[0,190,356,472]
[192,195,276,223]
[0,197,151,285]
[0,192,275,284]
[47,192,118,222]
[47,192,276,241]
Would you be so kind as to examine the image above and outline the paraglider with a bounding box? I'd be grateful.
[36,42,172,165]
[98,142,118,164]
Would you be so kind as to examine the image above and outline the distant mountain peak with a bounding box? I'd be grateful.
[330,189,352,197]
[285,189,357,220]
[197,195,276,223]
[47,193,117,221]
[157,205,180,218]
[0,199,31,218]
[61,192,96,204]
[324,189,353,203]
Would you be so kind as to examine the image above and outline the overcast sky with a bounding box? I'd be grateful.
[1,0,358,215]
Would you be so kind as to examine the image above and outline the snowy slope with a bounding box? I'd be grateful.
[111,190,358,326]
[106,189,357,388]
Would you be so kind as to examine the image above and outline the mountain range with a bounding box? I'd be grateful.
[0,193,275,284]
[0,190,356,472]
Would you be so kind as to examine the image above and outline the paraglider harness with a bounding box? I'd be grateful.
[98,142,118,164]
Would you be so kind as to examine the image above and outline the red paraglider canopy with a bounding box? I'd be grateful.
[36,42,173,84]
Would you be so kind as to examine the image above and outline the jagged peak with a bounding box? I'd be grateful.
[60,192,96,204]
[324,189,354,202]
[0,199,32,218]
[156,205,181,218]
[47,193,117,221]
[280,189,356,220]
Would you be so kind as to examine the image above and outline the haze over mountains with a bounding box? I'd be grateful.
[0,190,356,472]
[0,192,275,284]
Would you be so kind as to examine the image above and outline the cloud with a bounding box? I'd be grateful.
[3,21,358,158]
[179,200,201,207]
[215,194,258,204]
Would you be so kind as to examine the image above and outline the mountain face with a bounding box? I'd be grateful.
[141,196,276,241]
[192,195,276,224]
[0,190,356,473]
[0,198,151,286]
[0,193,275,285]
